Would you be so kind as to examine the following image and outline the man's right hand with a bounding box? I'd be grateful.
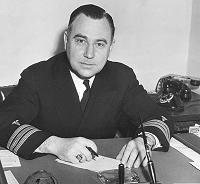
[36,136,97,164]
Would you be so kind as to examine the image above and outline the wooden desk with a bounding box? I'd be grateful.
[6,138,200,184]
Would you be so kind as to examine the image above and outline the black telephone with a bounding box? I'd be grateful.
[155,74,200,112]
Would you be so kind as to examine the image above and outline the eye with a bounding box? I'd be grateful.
[95,42,106,48]
[74,38,86,46]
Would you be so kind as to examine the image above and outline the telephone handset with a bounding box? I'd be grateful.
[155,74,200,112]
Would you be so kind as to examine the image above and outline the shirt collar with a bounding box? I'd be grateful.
[70,71,95,88]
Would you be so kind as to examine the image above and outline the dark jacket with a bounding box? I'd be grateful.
[0,52,173,159]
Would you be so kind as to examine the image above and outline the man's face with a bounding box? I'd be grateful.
[64,14,113,79]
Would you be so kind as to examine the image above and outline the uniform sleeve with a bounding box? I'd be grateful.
[122,69,174,151]
[0,69,51,159]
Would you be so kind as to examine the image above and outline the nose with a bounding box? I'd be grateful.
[84,44,94,59]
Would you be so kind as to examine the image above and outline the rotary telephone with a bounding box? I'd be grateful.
[155,74,200,112]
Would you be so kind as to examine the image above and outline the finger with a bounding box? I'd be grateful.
[76,153,88,163]
[121,142,134,165]
[76,154,83,162]
[132,152,146,168]
[116,145,126,160]
[66,154,80,164]
[71,143,91,162]
[79,146,93,161]
[62,145,84,164]
[73,141,95,162]
[126,149,139,168]
[132,145,146,168]
[78,137,98,153]
[142,155,148,167]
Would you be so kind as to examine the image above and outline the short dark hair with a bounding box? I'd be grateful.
[67,4,115,41]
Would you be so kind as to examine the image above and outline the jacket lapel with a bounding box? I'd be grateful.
[87,72,115,113]
[51,56,82,129]
[77,63,117,134]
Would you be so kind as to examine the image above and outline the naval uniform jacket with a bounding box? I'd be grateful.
[0,52,173,159]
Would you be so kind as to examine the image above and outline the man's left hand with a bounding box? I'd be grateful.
[116,137,150,168]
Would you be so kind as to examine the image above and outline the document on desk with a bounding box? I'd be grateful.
[4,170,19,184]
[170,137,200,171]
[170,137,200,162]
[0,150,21,168]
[56,155,121,172]
[189,161,200,171]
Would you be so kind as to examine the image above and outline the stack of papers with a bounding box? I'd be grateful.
[189,124,200,137]
[0,150,20,184]
[0,150,21,168]
[5,170,19,184]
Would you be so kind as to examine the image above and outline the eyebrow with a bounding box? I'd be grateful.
[73,34,108,44]
[73,34,87,40]
[96,39,107,44]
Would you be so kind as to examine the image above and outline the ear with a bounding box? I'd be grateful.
[63,30,68,50]
[109,38,115,52]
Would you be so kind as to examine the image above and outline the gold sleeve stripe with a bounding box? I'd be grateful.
[143,119,170,142]
[7,124,31,150]
[13,129,39,154]
[7,124,40,154]
[9,126,35,151]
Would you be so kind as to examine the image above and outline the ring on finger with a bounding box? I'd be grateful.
[76,154,83,162]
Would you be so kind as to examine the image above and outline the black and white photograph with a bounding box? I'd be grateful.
[0,1,200,183]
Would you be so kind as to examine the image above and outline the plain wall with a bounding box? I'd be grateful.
[187,0,200,94]
[0,0,192,91]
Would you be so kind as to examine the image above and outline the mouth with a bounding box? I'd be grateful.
[80,62,95,67]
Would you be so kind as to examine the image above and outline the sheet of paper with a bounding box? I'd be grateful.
[4,170,19,184]
[0,150,21,168]
[56,155,121,172]
[170,137,200,162]
[190,161,200,171]
[189,124,200,137]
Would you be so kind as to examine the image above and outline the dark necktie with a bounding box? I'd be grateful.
[81,80,90,111]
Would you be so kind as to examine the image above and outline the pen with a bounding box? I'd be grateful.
[86,146,99,159]
[140,118,157,184]
[118,163,124,184]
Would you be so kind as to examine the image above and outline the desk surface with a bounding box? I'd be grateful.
[6,138,200,184]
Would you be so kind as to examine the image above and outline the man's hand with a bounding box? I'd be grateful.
[37,136,97,164]
[116,137,151,168]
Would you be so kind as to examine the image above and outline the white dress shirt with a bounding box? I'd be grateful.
[70,71,95,101]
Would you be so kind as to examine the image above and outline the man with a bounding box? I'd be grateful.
[0,4,173,168]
